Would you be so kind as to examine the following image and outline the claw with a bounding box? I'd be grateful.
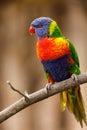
[71,74,79,85]
[45,83,52,95]
[24,91,30,102]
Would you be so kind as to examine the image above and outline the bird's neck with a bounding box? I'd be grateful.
[49,26,63,38]
[48,21,63,38]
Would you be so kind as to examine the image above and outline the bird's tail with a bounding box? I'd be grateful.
[60,86,87,127]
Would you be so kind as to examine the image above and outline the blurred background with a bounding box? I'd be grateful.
[0,0,87,129]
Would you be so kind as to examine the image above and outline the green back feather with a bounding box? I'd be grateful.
[68,39,80,67]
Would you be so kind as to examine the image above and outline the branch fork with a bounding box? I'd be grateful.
[7,81,30,102]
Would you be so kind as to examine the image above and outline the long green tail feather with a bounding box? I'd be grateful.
[60,86,87,127]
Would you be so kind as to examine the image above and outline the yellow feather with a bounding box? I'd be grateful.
[60,91,67,111]
[60,86,87,127]
[48,21,57,35]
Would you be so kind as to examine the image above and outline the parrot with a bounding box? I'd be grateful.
[29,17,87,127]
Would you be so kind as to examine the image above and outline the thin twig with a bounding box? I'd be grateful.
[7,81,29,100]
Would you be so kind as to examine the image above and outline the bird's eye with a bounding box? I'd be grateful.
[37,24,43,28]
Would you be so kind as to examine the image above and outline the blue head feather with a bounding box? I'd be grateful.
[31,17,52,39]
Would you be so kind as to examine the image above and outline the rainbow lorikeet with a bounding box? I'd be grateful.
[29,17,87,127]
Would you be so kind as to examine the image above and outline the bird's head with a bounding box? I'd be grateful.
[29,17,63,39]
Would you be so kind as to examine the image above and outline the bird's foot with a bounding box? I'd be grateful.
[71,74,80,86]
[24,91,30,102]
[45,83,52,96]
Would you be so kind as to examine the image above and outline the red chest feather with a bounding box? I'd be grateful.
[36,38,70,60]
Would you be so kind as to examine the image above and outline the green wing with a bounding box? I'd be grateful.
[67,39,81,75]
[67,39,80,67]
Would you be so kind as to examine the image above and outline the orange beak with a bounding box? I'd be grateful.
[29,26,35,35]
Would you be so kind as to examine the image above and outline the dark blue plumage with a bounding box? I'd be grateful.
[41,55,70,82]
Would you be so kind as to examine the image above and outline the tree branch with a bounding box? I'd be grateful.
[0,72,87,123]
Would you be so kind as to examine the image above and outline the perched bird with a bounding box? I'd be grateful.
[29,17,87,127]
